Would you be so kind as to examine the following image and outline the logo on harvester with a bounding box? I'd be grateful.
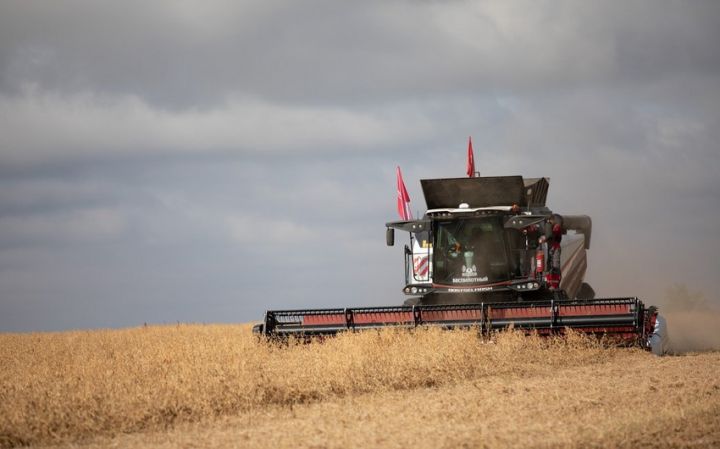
[449,286,493,293]
[461,264,477,277]
[452,275,489,283]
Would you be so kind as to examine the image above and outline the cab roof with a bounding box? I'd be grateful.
[420,176,549,209]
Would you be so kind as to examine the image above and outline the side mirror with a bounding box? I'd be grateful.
[386,228,395,246]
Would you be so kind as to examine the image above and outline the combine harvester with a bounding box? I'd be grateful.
[253,143,669,354]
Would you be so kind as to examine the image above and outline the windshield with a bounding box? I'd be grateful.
[433,216,517,285]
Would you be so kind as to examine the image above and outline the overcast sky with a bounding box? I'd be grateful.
[1,1,718,332]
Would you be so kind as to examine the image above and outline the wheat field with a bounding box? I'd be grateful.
[1,324,719,448]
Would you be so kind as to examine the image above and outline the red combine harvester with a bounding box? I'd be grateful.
[253,174,669,354]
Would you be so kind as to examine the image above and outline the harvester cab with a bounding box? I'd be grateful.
[386,176,592,305]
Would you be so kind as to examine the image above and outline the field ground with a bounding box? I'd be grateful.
[37,351,720,449]
[2,325,719,449]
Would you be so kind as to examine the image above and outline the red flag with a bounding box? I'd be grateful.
[396,166,413,221]
[466,136,475,178]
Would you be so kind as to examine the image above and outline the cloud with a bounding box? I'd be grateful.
[0,208,126,249]
[2,1,717,108]
[0,88,443,169]
[226,214,314,244]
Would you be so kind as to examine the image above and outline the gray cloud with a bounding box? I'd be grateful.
[2,1,718,107]
[0,1,718,332]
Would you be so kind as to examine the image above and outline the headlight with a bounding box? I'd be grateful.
[411,287,418,294]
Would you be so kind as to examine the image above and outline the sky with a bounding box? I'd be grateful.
[1,1,718,332]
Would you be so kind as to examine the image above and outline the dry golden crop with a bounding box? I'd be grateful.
[1,324,718,448]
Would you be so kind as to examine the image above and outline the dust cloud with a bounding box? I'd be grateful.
[657,284,720,353]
